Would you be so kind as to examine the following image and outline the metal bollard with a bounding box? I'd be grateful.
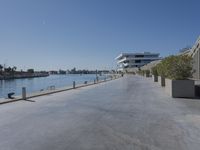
[73,81,76,89]
[94,80,96,84]
[22,87,26,100]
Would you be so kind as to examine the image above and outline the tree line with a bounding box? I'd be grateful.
[0,64,35,74]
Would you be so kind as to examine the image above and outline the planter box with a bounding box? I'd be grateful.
[145,73,150,77]
[158,76,165,86]
[195,85,200,97]
[165,78,195,98]
[152,75,158,82]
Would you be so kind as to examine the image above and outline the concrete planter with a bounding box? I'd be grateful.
[158,76,165,86]
[152,75,158,82]
[195,85,200,97]
[145,73,150,77]
[165,78,195,98]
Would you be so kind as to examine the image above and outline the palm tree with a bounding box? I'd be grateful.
[5,67,12,73]
[11,66,17,72]
[0,64,3,72]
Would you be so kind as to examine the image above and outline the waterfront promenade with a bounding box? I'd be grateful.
[0,75,200,150]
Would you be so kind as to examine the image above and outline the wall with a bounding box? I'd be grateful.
[191,37,200,79]
[192,47,200,79]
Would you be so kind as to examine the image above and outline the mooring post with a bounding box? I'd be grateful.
[22,87,26,100]
[73,81,76,89]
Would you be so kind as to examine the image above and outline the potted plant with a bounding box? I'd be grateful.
[142,70,145,76]
[137,69,145,76]
[145,70,150,77]
[156,63,166,87]
[163,55,194,98]
[151,66,158,82]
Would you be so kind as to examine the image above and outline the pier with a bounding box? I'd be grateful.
[0,75,200,149]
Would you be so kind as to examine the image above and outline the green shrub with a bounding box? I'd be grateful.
[137,70,142,75]
[156,55,192,80]
[145,70,150,76]
[156,63,166,77]
[138,70,146,76]
[151,66,158,76]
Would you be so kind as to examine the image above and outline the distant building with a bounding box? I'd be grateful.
[116,52,161,73]
[59,70,67,74]
[49,71,58,75]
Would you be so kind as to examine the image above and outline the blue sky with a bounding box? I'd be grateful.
[0,0,199,70]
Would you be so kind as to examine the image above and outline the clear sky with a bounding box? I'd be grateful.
[0,0,200,71]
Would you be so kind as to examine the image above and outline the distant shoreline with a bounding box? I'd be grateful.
[0,72,49,80]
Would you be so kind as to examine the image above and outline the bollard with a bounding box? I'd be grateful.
[94,80,96,84]
[73,81,76,89]
[96,76,99,83]
[22,87,26,100]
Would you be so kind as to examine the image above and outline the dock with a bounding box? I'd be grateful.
[0,75,200,150]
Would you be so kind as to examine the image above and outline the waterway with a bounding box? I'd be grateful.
[0,74,107,98]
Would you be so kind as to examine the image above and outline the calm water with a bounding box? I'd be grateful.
[0,74,106,98]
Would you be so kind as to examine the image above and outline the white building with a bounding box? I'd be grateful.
[116,52,161,73]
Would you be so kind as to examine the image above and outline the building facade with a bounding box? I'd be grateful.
[116,52,161,73]
[187,36,200,79]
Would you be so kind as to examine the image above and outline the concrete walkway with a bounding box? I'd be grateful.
[0,75,200,150]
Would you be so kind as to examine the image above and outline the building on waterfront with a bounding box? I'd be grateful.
[49,70,58,75]
[115,52,161,73]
